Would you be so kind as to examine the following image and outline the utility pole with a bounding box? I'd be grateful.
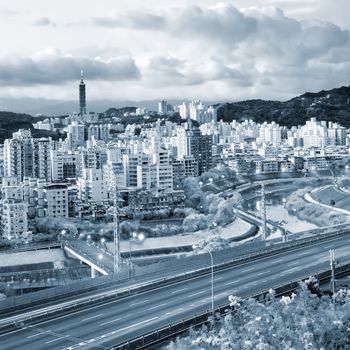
[261,182,267,240]
[329,249,336,294]
[113,177,121,273]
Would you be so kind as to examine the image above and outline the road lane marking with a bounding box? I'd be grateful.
[130,300,149,307]
[117,317,158,331]
[165,307,184,316]
[241,267,255,273]
[214,277,223,282]
[27,331,47,338]
[171,287,188,294]
[188,291,206,297]
[274,259,284,263]
[256,272,266,276]
[82,314,103,322]
[45,335,69,344]
[201,297,211,303]
[287,261,298,267]
[100,318,121,326]
[148,303,167,310]
[225,280,237,286]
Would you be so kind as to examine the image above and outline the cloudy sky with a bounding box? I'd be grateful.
[0,0,350,109]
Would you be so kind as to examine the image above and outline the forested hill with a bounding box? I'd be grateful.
[217,85,350,128]
[0,111,62,143]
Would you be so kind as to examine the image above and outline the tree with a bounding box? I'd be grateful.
[167,279,350,349]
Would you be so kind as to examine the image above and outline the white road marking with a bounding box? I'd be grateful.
[112,317,158,333]
[45,335,69,344]
[225,280,237,286]
[82,314,103,322]
[274,259,284,263]
[171,287,188,294]
[130,300,149,307]
[148,303,167,310]
[241,267,255,273]
[287,261,298,267]
[188,291,206,297]
[27,331,47,339]
[256,272,266,276]
[165,308,184,315]
[214,277,223,282]
[201,297,211,303]
[100,318,121,326]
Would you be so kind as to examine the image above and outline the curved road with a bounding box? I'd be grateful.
[1,234,350,350]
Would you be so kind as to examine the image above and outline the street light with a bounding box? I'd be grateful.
[57,229,67,244]
[193,245,214,317]
[129,232,145,275]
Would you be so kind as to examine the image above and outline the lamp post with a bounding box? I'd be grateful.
[193,245,214,317]
[57,229,67,246]
[100,237,106,250]
[128,232,145,276]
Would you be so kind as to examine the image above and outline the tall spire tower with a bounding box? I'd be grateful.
[79,70,86,116]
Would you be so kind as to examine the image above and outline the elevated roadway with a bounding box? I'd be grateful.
[1,231,350,350]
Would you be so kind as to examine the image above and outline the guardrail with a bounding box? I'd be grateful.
[0,243,62,255]
[110,262,350,350]
[0,227,349,334]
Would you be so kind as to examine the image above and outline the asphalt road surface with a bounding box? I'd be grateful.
[1,234,350,350]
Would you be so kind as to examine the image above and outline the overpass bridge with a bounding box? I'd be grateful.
[1,228,350,349]
[63,242,112,277]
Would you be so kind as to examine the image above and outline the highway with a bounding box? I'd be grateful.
[1,233,350,350]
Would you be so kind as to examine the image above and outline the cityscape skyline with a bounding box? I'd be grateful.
[0,0,350,113]
[1,2,350,349]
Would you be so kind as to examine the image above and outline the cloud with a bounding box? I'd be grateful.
[1,3,350,102]
[90,11,164,29]
[89,4,350,63]
[0,49,140,86]
[90,4,256,45]
[143,54,252,87]
[32,16,56,27]
[0,8,17,16]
